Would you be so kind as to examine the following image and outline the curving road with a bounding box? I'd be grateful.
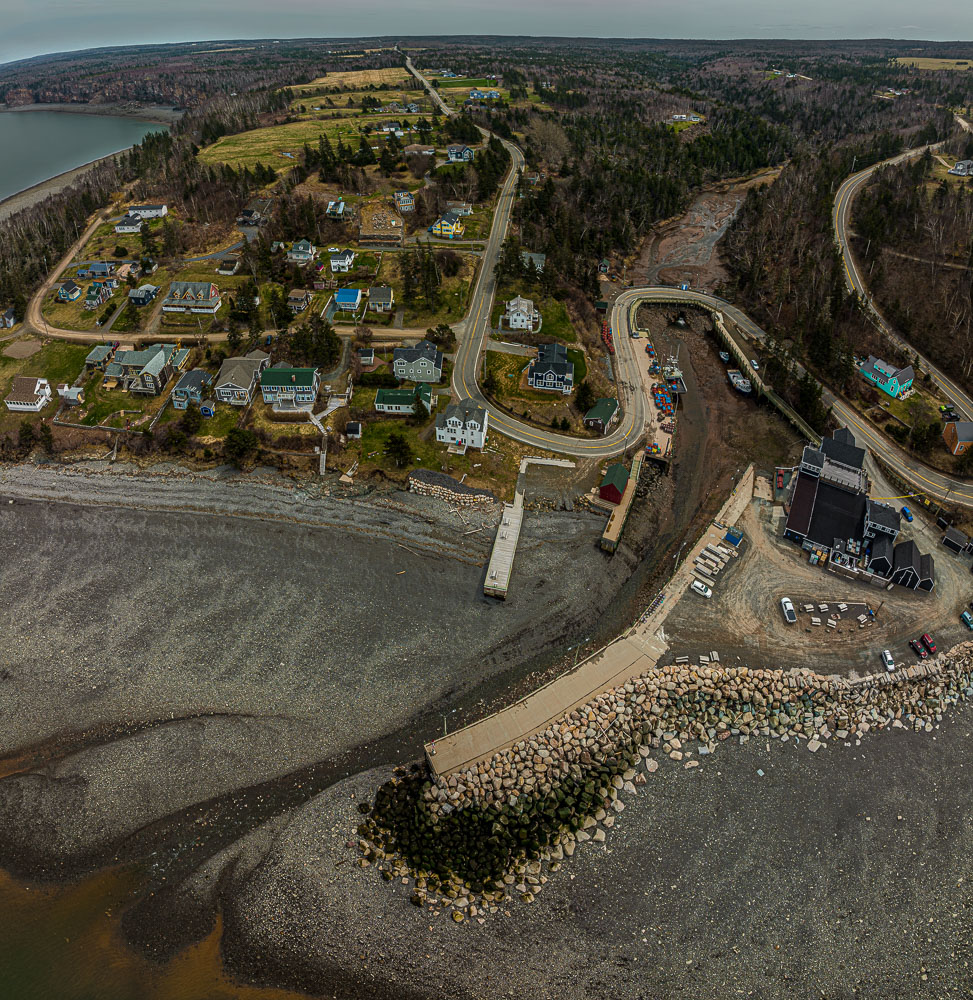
[407,56,647,458]
[832,136,973,421]
[408,56,973,492]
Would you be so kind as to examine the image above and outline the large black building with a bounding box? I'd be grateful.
[784,428,934,591]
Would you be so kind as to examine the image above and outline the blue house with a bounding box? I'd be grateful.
[334,288,362,313]
[469,89,486,99]
[171,369,213,410]
[78,261,115,279]
[859,355,914,399]
[58,280,82,302]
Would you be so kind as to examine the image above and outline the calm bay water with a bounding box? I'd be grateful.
[0,111,166,203]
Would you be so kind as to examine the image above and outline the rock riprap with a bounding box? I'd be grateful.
[358,643,973,915]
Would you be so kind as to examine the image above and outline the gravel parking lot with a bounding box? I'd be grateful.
[663,495,972,676]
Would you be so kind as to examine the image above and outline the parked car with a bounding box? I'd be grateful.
[881,649,895,672]
[327,246,340,253]
[909,638,928,659]
[779,597,797,623]
[750,359,760,371]
[691,580,713,599]
[719,351,730,363]
[920,633,937,654]
[961,611,973,630]
[901,506,913,522]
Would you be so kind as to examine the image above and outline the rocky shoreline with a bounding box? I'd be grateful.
[357,644,973,917]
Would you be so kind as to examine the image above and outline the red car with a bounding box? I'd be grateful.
[920,633,937,654]
[909,639,927,659]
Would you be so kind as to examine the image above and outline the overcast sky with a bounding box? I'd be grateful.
[1,0,971,66]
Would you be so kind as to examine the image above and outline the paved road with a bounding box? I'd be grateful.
[626,286,973,506]
[832,137,973,421]
[407,57,647,458]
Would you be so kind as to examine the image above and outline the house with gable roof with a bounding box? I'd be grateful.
[527,343,574,394]
[858,355,914,399]
[214,350,270,405]
[435,400,488,450]
[162,281,222,314]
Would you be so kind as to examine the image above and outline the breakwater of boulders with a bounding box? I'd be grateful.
[356,643,973,921]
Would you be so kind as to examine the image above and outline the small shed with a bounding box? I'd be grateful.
[346,421,362,439]
[942,526,968,555]
[599,463,629,505]
[200,399,216,418]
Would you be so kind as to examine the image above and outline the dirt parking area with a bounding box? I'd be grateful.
[662,494,973,675]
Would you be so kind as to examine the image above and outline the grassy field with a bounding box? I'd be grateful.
[291,68,413,92]
[42,289,113,332]
[289,88,428,115]
[430,77,497,89]
[198,117,430,171]
[895,57,973,71]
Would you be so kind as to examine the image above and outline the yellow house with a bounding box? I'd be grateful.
[429,211,465,240]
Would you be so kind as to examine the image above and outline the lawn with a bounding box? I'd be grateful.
[491,284,577,342]
[483,351,550,404]
[567,348,587,384]
[249,402,320,441]
[76,376,158,428]
[0,338,90,406]
[41,290,109,332]
[196,405,242,441]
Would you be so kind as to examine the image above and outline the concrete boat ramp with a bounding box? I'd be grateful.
[483,457,576,599]
[428,464,755,775]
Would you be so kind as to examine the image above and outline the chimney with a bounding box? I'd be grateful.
[291,374,296,383]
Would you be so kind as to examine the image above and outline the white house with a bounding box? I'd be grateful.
[128,204,168,218]
[503,294,541,332]
[435,400,488,451]
[330,249,356,273]
[114,213,144,234]
[4,376,52,412]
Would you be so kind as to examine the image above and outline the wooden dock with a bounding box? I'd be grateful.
[483,502,523,599]
[601,452,644,553]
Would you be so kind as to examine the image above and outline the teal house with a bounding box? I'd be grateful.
[859,355,914,399]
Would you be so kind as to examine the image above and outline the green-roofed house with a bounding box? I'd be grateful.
[599,463,629,505]
[583,397,620,435]
[375,383,432,416]
[260,366,320,411]
[85,343,116,371]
